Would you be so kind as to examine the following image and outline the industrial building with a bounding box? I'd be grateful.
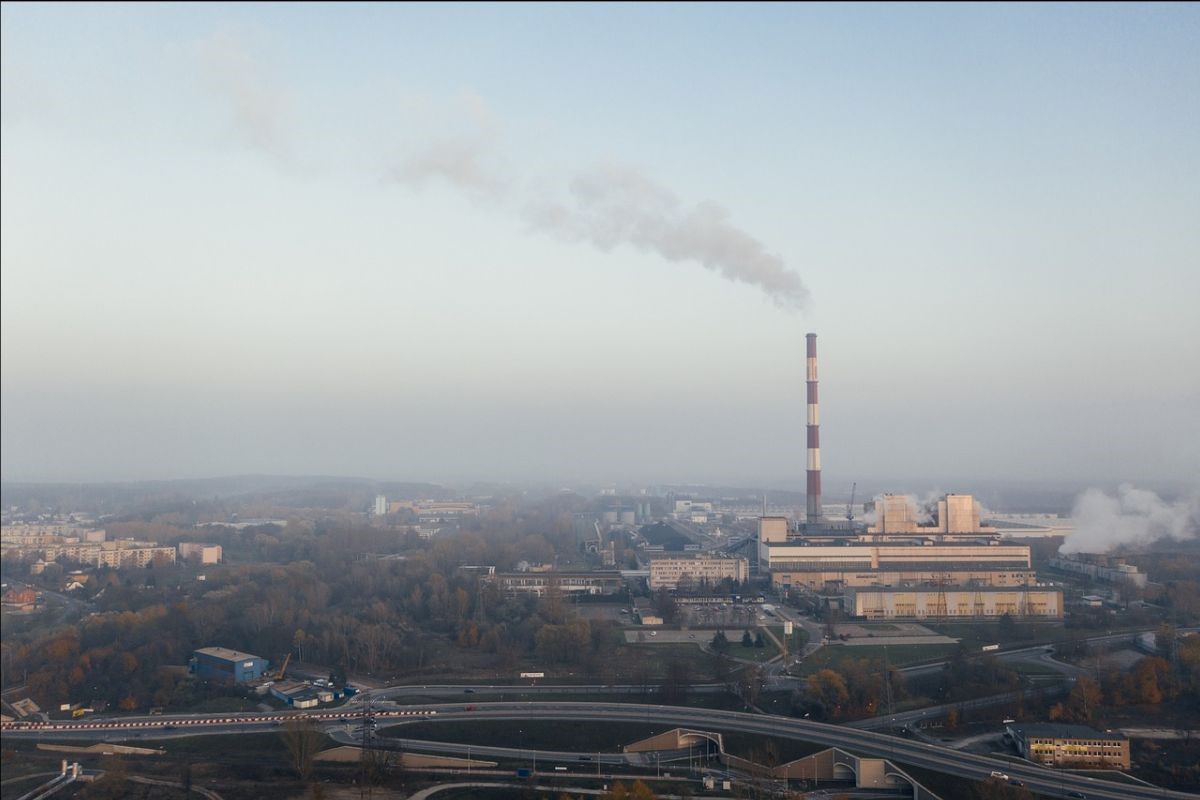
[1048,554,1148,589]
[846,586,1062,620]
[760,532,1035,590]
[756,334,1040,618]
[864,493,999,541]
[190,647,270,684]
[489,571,625,597]
[648,555,748,590]
[1008,723,1130,770]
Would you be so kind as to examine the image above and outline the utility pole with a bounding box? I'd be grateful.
[359,695,374,800]
[884,645,894,718]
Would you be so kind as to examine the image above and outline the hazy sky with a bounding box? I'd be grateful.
[3,3,1198,490]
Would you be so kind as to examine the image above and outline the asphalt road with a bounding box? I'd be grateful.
[6,701,1196,800]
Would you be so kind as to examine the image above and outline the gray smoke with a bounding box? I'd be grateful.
[390,139,508,200]
[391,143,808,310]
[195,30,290,161]
[525,164,808,311]
[1060,484,1200,554]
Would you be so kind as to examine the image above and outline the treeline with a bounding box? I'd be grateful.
[5,501,630,710]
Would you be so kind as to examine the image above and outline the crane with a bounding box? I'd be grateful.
[276,652,291,681]
[846,482,857,522]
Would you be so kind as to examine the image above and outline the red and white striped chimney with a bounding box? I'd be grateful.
[806,333,822,523]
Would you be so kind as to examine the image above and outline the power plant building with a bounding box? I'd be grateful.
[846,586,1062,620]
[758,334,1047,617]
[649,555,749,590]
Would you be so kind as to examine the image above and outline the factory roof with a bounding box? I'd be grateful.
[1010,723,1126,740]
[847,585,1054,594]
[194,646,264,663]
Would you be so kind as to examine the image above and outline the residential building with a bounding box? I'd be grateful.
[178,543,223,565]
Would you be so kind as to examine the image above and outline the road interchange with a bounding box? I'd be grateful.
[4,700,1197,800]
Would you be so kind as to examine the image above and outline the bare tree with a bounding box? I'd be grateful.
[281,717,325,782]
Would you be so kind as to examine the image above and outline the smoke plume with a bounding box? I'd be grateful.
[1060,484,1200,554]
[392,143,808,309]
[390,139,508,200]
[524,164,808,310]
[195,30,291,161]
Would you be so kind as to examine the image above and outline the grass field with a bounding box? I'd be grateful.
[609,642,722,681]
[788,643,958,676]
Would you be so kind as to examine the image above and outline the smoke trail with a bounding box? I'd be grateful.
[525,164,808,310]
[390,139,508,200]
[391,143,808,309]
[1060,484,1200,554]
[195,30,291,161]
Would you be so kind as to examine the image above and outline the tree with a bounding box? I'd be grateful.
[1067,676,1103,723]
[754,630,766,648]
[805,669,849,718]
[711,630,730,652]
[281,717,325,782]
[741,630,754,648]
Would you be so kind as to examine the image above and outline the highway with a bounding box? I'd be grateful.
[5,701,1197,799]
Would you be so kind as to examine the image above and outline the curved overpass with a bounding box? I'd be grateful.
[5,702,1196,800]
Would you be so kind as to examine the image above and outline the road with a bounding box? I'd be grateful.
[6,701,1197,800]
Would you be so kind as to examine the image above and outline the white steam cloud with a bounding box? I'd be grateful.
[1061,484,1200,555]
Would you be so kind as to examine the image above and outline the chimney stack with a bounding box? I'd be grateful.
[806,333,822,523]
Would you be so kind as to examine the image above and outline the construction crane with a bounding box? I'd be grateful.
[846,482,857,522]
[275,652,291,681]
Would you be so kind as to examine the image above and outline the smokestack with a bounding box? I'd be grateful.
[806,333,822,523]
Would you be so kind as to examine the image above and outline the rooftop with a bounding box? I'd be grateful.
[1011,723,1126,740]
[194,646,263,662]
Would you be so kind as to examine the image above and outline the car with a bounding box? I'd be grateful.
[1067,793,1085,799]
[463,688,476,694]
[578,756,592,761]
[989,771,1009,780]
[1008,779,1024,787]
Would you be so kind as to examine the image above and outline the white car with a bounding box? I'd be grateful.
[990,771,1009,780]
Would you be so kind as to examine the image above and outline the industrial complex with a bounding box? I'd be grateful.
[756,334,1063,619]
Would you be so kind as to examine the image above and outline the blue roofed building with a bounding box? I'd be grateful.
[190,647,270,684]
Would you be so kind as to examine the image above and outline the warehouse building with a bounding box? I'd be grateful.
[1008,723,1130,770]
[190,647,270,684]
[846,586,1062,620]
[649,555,748,590]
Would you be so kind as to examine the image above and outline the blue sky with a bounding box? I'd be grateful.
[2,3,1198,491]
